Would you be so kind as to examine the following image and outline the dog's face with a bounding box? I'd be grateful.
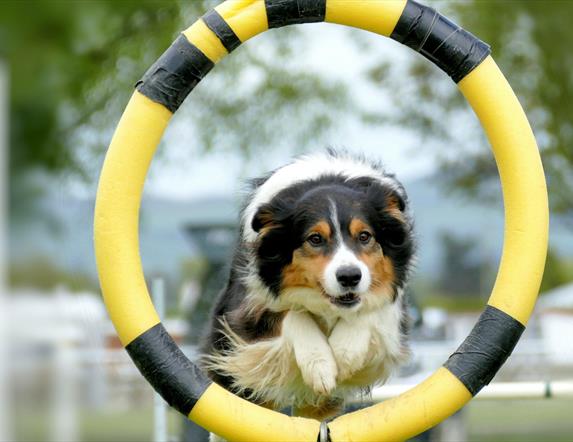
[251,175,414,314]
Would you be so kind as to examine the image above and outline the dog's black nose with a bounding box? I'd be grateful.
[336,266,362,288]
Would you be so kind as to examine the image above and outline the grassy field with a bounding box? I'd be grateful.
[14,406,182,442]
[14,398,573,441]
[466,399,573,441]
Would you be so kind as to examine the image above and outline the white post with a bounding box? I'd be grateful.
[152,278,168,442]
[51,339,79,442]
[0,59,11,442]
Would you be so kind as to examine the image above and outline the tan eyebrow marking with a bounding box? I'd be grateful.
[308,220,331,239]
[349,218,372,237]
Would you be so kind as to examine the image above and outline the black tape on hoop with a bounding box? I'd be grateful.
[444,305,525,395]
[265,0,326,29]
[126,323,212,415]
[136,35,214,113]
[391,0,490,83]
[202,9,242,53]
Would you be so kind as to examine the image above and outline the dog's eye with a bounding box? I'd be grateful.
[307,233,324,246]
[358,231,372,244]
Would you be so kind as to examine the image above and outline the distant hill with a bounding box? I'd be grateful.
[10,177,572,285]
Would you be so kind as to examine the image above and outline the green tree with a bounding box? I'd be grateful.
[1,1,355,217]
[540,248,573,294]
[437,231,494,297]
[364,1,573,218]
[7,1,569,221]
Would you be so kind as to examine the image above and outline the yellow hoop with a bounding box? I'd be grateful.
[94,1,548,440]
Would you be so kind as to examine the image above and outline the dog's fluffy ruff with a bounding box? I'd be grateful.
[202,297,408,410]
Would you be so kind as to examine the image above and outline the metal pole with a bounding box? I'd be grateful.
[0,59,11,442]
[152,278,168,442]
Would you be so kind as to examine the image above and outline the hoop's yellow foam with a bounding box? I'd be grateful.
[95,92,171,346]
[190,383,320,442]
[326,0,406,36]
[329,368,472,441]
[459,56,548,325]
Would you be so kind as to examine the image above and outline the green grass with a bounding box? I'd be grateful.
[80,409,182,442]
[14,399,573,441]
[14,406,183,442]
[466,399,573,441]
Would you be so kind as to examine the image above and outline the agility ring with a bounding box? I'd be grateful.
[94,1,549,440]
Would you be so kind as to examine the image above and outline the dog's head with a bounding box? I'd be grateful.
[250,173,414,314]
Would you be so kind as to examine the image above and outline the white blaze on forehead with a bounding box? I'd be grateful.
[328,198,342,242]
[243,152,402,242]
[323,198,371,296]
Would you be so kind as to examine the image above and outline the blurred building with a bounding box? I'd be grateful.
[8,288,190,442]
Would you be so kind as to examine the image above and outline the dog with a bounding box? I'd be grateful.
[201,150,415,421]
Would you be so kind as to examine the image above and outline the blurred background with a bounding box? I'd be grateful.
[1,1,572,441]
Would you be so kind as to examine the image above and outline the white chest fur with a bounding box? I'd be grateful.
[203,299,407,411]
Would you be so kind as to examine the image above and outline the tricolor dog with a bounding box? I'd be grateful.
[202,150,415,419]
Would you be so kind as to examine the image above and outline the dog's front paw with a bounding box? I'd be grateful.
[299,354,338,395]
[329,325,370,382]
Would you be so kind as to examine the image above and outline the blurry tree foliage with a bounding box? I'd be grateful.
[2,1,571,219]
[0,0,354,216]
[364,1,573,218]
[436,231,573,297]
[9,256,98,292]
[437,231,493,297]
[540,248,573,294]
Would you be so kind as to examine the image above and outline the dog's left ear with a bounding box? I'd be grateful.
[367,184,407,215]
[385,189,406,213]
[252,203,277,233]
[367,185,412,252]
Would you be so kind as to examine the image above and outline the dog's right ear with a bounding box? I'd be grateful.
[251,204,277,233]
